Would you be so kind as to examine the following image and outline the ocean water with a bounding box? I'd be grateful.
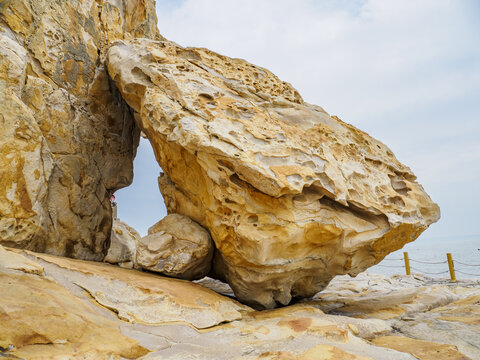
[368,234,480,280]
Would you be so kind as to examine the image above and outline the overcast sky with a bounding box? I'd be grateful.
[116,0,480,241]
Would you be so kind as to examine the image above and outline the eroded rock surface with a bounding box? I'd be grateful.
[106,38,440,308]
[144,304,411,360]
[1,245,477,360]
[0,0,159,260]
[136,214,213,280]
[0,247,148,359]
[371,336,470,360]
[104,218,140,268]
[312,275,460,320]
[311,272,480,359]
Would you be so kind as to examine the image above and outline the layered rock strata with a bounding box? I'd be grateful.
[1,246,477,359]
[136,214,213,280]
[311,272,480,359]
[0,0,159,259]
[106,38,440,308]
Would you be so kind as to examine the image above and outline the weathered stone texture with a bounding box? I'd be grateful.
[136,214,214,280]
[2,245,477,359]
[0,0,159,259]
[107,38,440,308]
[312,273,480,359]
[104,218,139,268]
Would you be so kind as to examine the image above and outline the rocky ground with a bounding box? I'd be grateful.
[1,244,478,360]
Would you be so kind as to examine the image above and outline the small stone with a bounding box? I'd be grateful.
[136,214,213,280]
[104,219,139,266]
[150,47,167,61]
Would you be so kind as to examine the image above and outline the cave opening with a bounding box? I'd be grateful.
[114,137,167,236]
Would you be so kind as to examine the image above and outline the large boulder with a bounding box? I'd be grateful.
[107,38,440,308]
[136,214,213,280]
[0,0,159,259]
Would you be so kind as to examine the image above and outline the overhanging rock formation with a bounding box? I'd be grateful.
[107,38,440,308]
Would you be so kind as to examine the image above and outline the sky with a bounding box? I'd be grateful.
[116,0,480,242]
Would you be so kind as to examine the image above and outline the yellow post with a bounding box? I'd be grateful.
[403,252,411,275]
[447,253,456,282]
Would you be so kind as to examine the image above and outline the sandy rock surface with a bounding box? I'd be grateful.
[2,245,477,359]
[104,218,140,268]
[371,336,470,360]
[311,272,480,359]
[136,214,213,280]
[106,37,440,308]
[0,0,159,259]
[0,246,148,359]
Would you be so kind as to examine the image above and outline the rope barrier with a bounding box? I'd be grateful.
[382,258,404,261]
[410,266,449,275]
[453,260,480,267]
[377,252,480,279]
[456,269,480,277]
[376,264,404,268]
[410,259,447,265]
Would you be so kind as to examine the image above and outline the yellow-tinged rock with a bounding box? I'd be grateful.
[0,0,159,259]
[314,285,458,320]
[348,324,360,336]
[256,345,374,360]
[0,272,148,359]
[104,218,140,267]
[136,213,214,280]
[187,304,410,360]
[300,344,373,360]
[0,247,421,359]
[390,292,480,359]
[23,249,251,329]
[0,244,43,274]
[313,273,480,360]
[106,38,440,308]
[432,294,480,325]
[371,336,470,360]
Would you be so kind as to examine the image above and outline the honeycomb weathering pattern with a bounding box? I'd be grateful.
[106,38,440,308]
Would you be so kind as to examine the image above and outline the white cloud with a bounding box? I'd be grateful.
[155,1,480,142]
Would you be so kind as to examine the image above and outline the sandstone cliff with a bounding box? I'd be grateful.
[0,0,159,259]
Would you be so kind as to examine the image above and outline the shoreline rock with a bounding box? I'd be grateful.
[1,245,477,359]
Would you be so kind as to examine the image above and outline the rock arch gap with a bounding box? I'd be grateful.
[115,137,167,236]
